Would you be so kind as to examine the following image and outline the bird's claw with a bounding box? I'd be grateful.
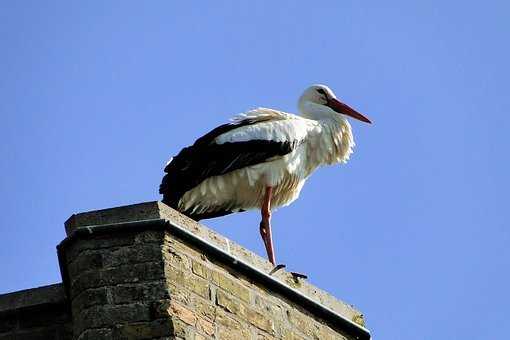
[268,265,307,280]
[290,271,308,280]
[269,264,286,276]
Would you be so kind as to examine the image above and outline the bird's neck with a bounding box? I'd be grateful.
[299,102,352,138]
[299,104,355,165]
[299,102,337,121]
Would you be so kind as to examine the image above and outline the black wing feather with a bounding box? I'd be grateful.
[159,121,295,220]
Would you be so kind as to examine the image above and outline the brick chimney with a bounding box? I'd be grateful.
[0,201,370,340]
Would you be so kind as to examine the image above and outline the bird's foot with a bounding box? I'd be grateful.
[290,271,308,280]
[267,264,308,280]
[269,264,286,276]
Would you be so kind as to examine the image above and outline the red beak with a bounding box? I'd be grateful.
[327,98,372,124]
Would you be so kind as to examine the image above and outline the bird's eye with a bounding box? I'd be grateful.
[316,88,326,96]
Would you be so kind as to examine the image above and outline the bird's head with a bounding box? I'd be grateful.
[298,84,371,124]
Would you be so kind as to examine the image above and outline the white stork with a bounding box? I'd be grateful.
[160,84,371,266]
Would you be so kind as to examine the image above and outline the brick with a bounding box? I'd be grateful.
[186,277,210,299]
[210,270,250,303]
[70,270,103,298]
[166,267,209,299]
[217,325,250,340]
[215,309,249,338]
[163,247,191,270]
[196,317,214,336]
[67,251,103,278]
[112,319,173,339]
[109,281,169,304]
[165,267,188,287]
[76,303,151,334]
[256,333,277,340]
[107,262,165,284]
[110,284,145,305]
[150,299,172,319]
[65,233,135,260]
[103,244,163,267]
[191,297,215,321]
[166,285,192,305]
[72,287,108,310]
[282,329,307,340]
[134,230,165,244]
[253,294,283,317]
[164,236,204,260]
[70,262,165,298]
[242,306,274,334]
[77,328,112,340]
[151,299,203,330]
[216,289,273,334]
[169,301,196,325]
[191,259,210,279]
[170,319,188,338]
[287,309,322,339]
[216,290,241,314]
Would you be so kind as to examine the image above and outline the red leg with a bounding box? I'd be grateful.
[259,186,276,265]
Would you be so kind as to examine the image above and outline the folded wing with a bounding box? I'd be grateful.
[159,108,317,219]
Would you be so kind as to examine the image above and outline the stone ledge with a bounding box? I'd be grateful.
[0,283,66,314]
[63,202,367,331]
[64,202,165,236]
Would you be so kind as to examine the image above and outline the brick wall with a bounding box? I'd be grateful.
[162,229,354,340]
[0,284,72,340]
[61,229,171,339]
[0,202,370,340]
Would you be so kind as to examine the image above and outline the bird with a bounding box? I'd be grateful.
[159,84,371,266]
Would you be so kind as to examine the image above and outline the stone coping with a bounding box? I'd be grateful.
[0,283,66,314]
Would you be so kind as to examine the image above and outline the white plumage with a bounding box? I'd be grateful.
[181,107,354,215]
[160,84,371,265]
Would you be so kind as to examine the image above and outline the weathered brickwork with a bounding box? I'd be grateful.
[0,284,72,340]
[0,202,369,340]
[61,230,173,339]
[162,233,350,340]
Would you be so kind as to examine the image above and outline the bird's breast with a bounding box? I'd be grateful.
[307,118,355,166]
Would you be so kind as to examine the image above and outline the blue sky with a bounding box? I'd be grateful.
[1,1,509,339]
